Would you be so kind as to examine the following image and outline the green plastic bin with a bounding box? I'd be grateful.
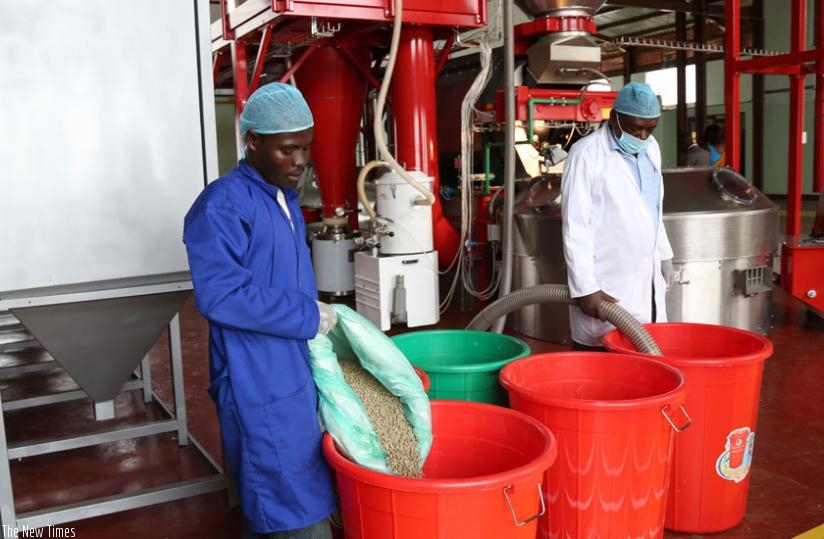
[391,330,531,404]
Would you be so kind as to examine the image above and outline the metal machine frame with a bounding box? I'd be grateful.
[0,283,228,532]
[725,0,824,314]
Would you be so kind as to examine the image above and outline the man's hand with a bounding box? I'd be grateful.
[576,290,618,321]
[316,301,338,336]
[662,258,675,290]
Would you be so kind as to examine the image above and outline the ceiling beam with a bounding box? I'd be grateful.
[598,11,663,31]
[603,0,726,16]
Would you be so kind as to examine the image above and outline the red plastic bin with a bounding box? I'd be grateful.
[323,400,557,538]
[603,323,773,533]
[500,352,689,539]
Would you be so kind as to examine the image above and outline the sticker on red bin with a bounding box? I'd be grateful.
[715,427,755,483]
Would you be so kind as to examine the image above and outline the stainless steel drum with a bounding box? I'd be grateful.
[513,0,606,17]
[312,224,357,296]
[509,168,779,342]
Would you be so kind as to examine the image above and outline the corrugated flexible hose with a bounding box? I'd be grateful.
[465,284,662,355]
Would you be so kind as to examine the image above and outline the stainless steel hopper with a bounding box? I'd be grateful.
[2,277,192,419]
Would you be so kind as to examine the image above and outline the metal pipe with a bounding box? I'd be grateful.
[492,0,515,333]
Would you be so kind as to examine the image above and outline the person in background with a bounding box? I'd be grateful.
[683,131,711,167]
[183,82,338,539]
[704,123,726,167]
[561,81,675,351]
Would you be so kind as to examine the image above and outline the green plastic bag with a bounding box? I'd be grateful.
[308,305,432,474]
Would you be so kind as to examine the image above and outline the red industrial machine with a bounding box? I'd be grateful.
[214,0,486,270]
[495,1,617,129]
[213,0,488,328]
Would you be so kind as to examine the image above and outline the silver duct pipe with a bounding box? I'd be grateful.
[466,284,663,355]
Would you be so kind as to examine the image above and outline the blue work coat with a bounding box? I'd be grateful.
[183,160,335,533]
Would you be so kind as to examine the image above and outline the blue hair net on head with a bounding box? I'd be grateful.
[613,82,661,119]
[239,82,314,137]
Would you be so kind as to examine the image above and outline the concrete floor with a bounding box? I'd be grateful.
[0,282,822,538]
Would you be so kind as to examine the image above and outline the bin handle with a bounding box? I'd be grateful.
[503,484,545,527]
[662,403,692,432]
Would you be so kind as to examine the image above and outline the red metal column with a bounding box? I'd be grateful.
[787,0,807,237]
[815,0,824,193]
[391,26,459,268]
[818,0,824,238]
[231,40,250,125]
[297,46,370,228]
[725,0,741,171]
[249,25,274,94]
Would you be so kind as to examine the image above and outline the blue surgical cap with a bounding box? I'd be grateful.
[239,82,314,137]
[613,82,661,119]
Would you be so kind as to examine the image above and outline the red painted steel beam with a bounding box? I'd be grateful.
[786,0,806,238]
[737,64,803,76]
[433,32,455,78]
[279,41,326,83]
[271,0,485,28]
[338,45,382,90]
[213,51,224,86]
[220,0,234,40]
[736,48,824,72]
[232,41,250,122]
[249,24,274,94]
[815,0,824,194]
[725,0,741,171]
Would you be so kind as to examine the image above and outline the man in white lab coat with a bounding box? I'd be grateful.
[561,82,674,350]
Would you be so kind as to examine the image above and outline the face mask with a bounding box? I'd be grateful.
[615,115,650,154]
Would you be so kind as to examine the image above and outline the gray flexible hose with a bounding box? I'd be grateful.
[465,284,662,355]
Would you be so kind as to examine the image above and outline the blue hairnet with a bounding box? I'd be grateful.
[239,82,314,137]
[613,82,661,119]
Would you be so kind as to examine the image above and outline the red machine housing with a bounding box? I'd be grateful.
[781,239,824,314]
[496,86,618,124]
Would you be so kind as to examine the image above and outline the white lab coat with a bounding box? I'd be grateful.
[561,125,674,346]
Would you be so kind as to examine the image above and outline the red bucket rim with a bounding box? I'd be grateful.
[602,322,774,367]
[499,352,687,411]
[322,400,558,493]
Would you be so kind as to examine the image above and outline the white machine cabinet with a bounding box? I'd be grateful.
[354,251,439,331]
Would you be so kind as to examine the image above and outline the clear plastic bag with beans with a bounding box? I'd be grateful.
[308,305,432,476]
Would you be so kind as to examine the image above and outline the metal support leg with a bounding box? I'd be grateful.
[0,391,18,533]
[140,353,153,404]
[93,400,115,421]
[168,315,189,446]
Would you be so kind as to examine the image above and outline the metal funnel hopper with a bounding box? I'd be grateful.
[514,0,606,18]
[10,290,190,409]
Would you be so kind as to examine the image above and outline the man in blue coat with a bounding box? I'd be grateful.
[184,82,338,538]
